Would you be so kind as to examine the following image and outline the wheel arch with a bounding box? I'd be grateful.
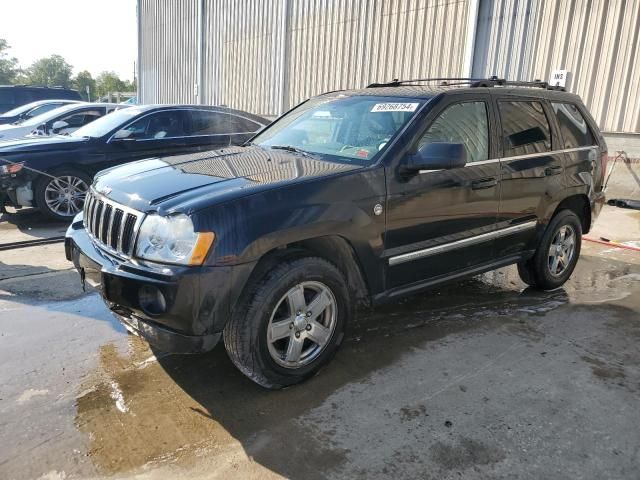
[238,235,372,311]
[550,194,591,234]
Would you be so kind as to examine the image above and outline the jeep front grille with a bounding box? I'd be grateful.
[83,190,143,256]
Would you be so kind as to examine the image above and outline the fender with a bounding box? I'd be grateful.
[197,166,388,295]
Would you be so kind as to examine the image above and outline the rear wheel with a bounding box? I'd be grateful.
[34,168,91,221]
[517,209,582,290]
[224,256,350,389]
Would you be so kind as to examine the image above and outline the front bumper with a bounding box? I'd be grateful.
[65,219,255,354]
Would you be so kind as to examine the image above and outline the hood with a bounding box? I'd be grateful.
[94,146,362,213]
[0,135,88,152]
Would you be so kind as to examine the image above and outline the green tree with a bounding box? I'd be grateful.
[95,71,126,98]
[73,70,96,101]
[27,54,73,87]
[0,39,19,84]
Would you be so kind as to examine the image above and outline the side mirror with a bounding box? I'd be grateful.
[404,142,467,172]
[51,120,69,133]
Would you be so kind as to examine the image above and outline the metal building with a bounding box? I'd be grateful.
[137,0,640,152]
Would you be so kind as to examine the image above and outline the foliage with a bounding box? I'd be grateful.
[96,71,126,97]
[74,70,96,101]
[0,39,136,98]
[26,54,74,87]
[0,39,19,84]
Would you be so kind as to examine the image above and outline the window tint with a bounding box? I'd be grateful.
[121,111,187,139]
[551,102,595,148]
[27,103,64,118]
[60,110,103,128]
[498,101,551,157]
[189,110,260,135]
[418,102,489,163]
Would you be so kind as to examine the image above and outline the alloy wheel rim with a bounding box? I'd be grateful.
[44,175,88,217]
[267,281,337,369]
[548,225,576,277]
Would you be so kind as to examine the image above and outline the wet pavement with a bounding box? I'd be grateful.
[1,208,639,479]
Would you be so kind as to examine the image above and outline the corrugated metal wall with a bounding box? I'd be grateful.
[202,0,286,116]
[138,0,640,134]
[139,0,470,117]
[286,0,469,110]
[473,0,640,133]
[138,0,199,104]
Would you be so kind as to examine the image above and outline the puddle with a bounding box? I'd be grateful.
[12,250,639,478]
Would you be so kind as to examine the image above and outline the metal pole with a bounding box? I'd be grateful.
[463,0,480,78]
[137,0,142,102]
[196,0,205,104]
[277,0,289,116]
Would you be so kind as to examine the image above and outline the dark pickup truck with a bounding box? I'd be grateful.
[66,78,607,389]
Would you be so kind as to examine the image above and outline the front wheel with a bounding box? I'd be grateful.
[34,169,91,221]
[224,256,350,389]
[517,209,582,290]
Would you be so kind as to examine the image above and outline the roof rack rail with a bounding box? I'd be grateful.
[366,76,566,91]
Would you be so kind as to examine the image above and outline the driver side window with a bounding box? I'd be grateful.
[123,111,187,140]
[418,102,489,163]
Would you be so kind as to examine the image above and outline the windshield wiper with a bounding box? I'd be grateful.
[269,144,315,158]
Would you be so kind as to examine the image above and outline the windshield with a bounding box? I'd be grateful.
[20,104,84,127]
[252,95,426,165]
[71,107,142,138]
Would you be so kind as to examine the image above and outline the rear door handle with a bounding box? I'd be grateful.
[472,177,498,190]
[544,165,564,176]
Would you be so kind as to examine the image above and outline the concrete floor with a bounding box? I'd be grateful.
[0,207,639,480]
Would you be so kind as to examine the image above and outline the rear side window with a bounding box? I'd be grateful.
[189,110,261,135]
[418,101,489,163]
[551,102,596,148]
[498,100,551,157]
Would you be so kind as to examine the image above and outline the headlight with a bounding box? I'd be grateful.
[135,214,215,265]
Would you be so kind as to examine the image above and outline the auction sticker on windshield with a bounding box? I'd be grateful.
[371,102,419,112]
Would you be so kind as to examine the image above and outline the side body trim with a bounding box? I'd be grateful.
[388,221,537,266]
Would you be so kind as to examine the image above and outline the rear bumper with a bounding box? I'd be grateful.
[65,218,255,354]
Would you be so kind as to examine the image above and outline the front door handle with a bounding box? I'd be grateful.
[472,177,498,190]
[544,165,564,176]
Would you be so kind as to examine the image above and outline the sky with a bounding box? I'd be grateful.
[0,0,137,81]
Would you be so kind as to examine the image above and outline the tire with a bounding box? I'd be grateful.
[517,209,582,290]
[34,168,92,221]
[224,256,350,389]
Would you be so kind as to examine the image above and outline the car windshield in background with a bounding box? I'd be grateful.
[71,107,143,138]
[19,104,81,127]
[253,95,426,165]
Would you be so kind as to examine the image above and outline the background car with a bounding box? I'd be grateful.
[0,102,127,141]
[0,99,83,125]
[0,85,82,114]
[0,104,269,220]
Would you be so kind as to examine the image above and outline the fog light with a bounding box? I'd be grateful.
[138,285,167,315]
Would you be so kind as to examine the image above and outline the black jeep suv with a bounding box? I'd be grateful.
[66,78,607,389]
